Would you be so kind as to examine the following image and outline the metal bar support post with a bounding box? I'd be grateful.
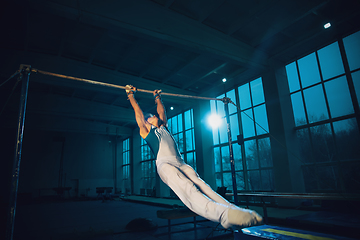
[223,98,238,205]
[6,64,31,240]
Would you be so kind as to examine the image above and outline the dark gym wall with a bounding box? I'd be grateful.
[18,129,118,198]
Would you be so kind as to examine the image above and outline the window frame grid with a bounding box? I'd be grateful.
[168,109,197,170]
[140,137,156,193]
[289,40,358,160]
[122,138,130,181]
[211,80,273,192]
[286,35,360,193]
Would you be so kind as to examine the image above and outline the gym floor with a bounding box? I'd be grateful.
[13,197,231,240]
[12,195,360,240]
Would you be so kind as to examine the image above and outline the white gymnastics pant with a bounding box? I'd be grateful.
[157,161,238,228]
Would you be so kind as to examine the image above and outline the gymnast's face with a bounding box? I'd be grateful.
[146,114,160,127]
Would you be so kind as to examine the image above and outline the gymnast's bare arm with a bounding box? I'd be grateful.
[126,85,151,139]
[154,90,167,127]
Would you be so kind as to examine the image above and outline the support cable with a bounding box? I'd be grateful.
[0,70,20,88]
[0,77,21,117]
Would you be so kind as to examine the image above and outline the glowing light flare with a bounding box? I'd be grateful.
[324,22,331,29]
[222,78,227,83]
[170,106,174,110]
[207,114,222,128]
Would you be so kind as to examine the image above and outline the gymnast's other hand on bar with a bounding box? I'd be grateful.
[153,89,162,101]
[125,85,137,96]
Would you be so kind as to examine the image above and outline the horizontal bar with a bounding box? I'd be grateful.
[31,68,222,101]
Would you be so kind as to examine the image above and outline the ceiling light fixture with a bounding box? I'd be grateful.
[222,78,227,83]
[324,22,331,29]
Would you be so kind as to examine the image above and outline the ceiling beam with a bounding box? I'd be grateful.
[198,0,227,23]
[88,29,108,64]
[227,0,279,36]
[115,38,142,71]
[139,46,171,77]
[29,0,268,69]
[164,0,176,8]
[251,0,329,47]
[161,54,201,84]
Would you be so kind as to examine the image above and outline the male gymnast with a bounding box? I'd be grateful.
[125,85,262,229]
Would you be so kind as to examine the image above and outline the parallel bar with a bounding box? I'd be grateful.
[227,192,360,225]
[6,65,31,240]
[32,69,222,101]
[225,192,360,201]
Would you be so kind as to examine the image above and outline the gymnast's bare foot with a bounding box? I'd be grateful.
[228,208,263,228]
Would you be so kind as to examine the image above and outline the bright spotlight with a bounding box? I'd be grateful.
[324,22,331,29]
[208,114,222,128]
[222,78,227,83]
[170,106,174,110]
